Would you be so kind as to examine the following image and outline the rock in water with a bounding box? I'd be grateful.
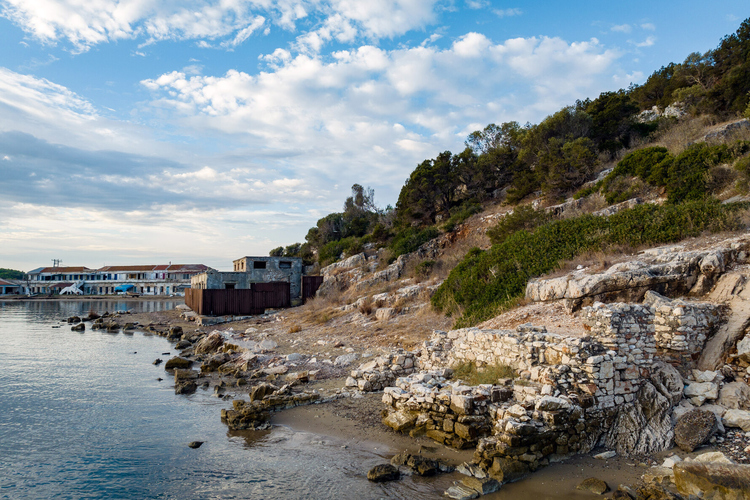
[188,441,204,449]
[460,476,500,495]
[674,462,750,499]
[444,484,479,500]
[164,357,192,370]
[366,464,400,483]
[167,326,183,340]
[71,323,85,331]
[576,477,609,495]
[194,331,224,355]
[674,409,718,452]
[153,358,162,365]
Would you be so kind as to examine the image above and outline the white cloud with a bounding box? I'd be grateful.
[611,24,632,33]
[1,0,444,52]
[141,33,620,191]
[632,36,656,47]
[493,8,522,18]
[640,22,655,31]
[465,0,489,9]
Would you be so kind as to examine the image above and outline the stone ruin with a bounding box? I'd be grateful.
[348,292,724,483]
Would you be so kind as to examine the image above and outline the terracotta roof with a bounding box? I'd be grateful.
[98,265,158,272]
[0,279,19,286]
[49,282,74,289]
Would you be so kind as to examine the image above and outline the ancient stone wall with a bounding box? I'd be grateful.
[420,325,644,409]
[345,350,419,391]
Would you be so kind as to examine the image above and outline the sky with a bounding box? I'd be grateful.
[0,1,747,272]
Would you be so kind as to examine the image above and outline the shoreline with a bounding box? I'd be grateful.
[36,300,743,498]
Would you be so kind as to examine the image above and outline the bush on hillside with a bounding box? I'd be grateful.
[388,226,439,262]
[486,205,551,246]
[432,200,747,327]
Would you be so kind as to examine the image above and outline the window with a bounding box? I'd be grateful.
[279,261,292,269]
[253,261,266,269]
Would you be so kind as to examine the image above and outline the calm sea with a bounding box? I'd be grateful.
[0,299,460,499]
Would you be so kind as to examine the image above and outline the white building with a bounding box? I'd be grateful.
[24,264,209,296]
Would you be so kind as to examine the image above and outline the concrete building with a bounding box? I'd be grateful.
[24,264,209,296]
[192,256,304,299]
[0,279,21,295]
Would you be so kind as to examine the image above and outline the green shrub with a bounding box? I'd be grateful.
[600,142,750,205]
[318,236,366,266]
[486,205,551,245]
[442,201,482,232]
[451,361,517,385]
[432,199,746,327]
[389,226,439,261]
[573,181,602,200]
[415,260,436,279]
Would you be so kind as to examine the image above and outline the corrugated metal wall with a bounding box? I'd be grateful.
[185,282,290,316]
[301,276,324,302]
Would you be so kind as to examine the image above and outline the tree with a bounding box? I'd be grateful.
[269,246,284,257]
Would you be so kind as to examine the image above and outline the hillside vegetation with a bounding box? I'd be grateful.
[0,268,25,280]
[276,18,750,327]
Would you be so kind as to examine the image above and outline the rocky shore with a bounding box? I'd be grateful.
[55,234,750,499]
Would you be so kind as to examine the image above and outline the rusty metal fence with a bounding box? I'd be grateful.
[301,275,324,302]
[185,282,290,316]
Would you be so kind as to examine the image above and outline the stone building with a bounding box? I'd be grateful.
[191,256,304,300]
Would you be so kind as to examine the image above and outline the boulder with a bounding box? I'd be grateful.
[167,326,183,340]
[674,462,750,499]
[367,464,400,483]
[444,484,479,500]
[606,380,674,456]
[174,379,197,395]
[194,331,224,355]
[723,409,750,431]
[577,477,609,495]
[692,451,734,465]
[651,361,684,406]
[71,323,85,331]
[187,441,203,449]
[383,410,416,432]
[221,400,270,430]
[375,307,397,321]
[164,357,192,370]
[460,476,500,495]
[489,457,529,483]
[674,409,718,452]
[737,336,750,363]
[200,352,231,372]
[684,382,719,402]
[718,381,750,410]
[334,353,359,367]
[634,483,685,500]
[249,383,277,402]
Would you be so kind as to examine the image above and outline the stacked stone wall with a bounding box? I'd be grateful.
[345,350,419,391]
[420,325,645,410]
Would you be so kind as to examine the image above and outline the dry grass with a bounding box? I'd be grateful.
[451,361,516,385]
[652,115,722,153]
[357,296,374,315]
[288,323,302,333]
[549,244,636,278]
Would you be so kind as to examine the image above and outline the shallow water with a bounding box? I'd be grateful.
[0,300,464,499]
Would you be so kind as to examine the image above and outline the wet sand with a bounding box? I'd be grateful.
[272,393,647,499]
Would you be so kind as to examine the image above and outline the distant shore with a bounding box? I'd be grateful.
[3,295,183,302]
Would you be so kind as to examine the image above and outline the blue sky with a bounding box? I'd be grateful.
[0,0,747,271]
